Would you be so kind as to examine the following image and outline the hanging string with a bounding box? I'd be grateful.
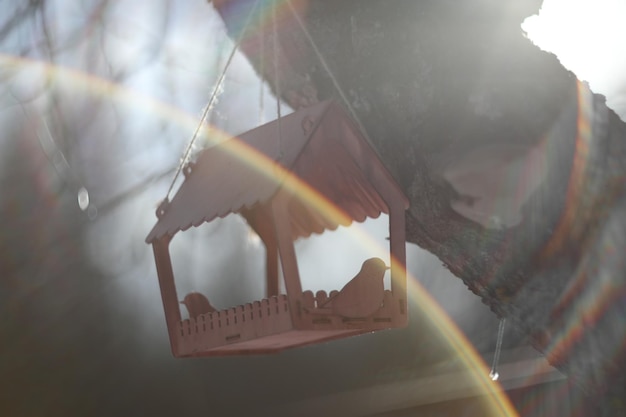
[490,317,506,381]
[285,0,369,145]
[258,5,265,125]
[273,0,283,161]
[163,0,261,202]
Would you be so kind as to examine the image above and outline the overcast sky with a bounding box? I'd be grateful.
[523,0,626,117]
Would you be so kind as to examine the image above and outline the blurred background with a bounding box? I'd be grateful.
[1,0,624,415]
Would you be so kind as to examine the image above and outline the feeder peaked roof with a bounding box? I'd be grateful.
[146,100,408,243]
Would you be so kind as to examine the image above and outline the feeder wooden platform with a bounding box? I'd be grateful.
[176,294,364,357]
[146,100,409,356]
[176,290,401,356]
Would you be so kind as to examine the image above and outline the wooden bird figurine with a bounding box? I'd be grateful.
[180,292,216,318]
[321,257,390,318]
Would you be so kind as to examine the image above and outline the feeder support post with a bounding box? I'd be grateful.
[367,162,409,324]
[152,237,182,356]
[271,192,305,327]
[266,241,280,297]
[389,201,408,322]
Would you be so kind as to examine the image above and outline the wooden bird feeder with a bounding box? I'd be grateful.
[146,100,409,357]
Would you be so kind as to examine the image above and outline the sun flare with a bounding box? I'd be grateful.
[522,0,626,96]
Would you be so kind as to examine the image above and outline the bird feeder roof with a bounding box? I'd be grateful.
[145,100,408,243]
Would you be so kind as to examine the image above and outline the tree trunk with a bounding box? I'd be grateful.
[212,0,626,414]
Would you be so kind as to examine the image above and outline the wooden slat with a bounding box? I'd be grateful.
[271,192,305,327]
[152,238,182,356]
[266,241,279,297]
[389,201,407,321]
[193,329,365,356]
[146,100,334,243]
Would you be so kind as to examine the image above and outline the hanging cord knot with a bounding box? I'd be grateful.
[183,161,195,178]
[156,198,170,219]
